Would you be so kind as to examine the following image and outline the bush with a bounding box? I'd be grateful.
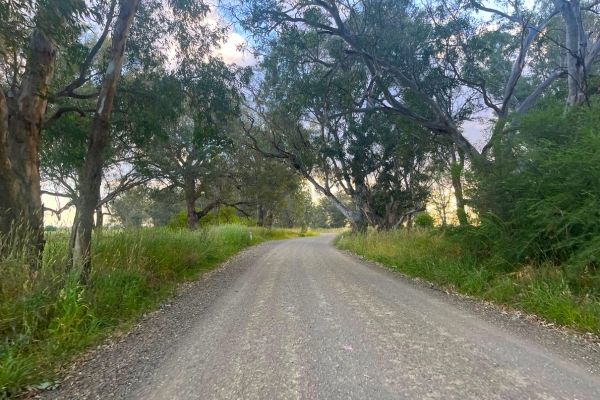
[414,212,434,228]
[167,211,188,229]
[469,98,600,294]
[167,207,251,229]
[198,206,244,226]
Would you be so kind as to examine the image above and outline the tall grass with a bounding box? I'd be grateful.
[0,225,311,397]
[336,229,600,334]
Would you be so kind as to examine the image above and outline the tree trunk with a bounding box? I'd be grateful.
[183,177,200,230]
[406,214,414,230]
[71,0,141,283]
[257,204,265,226]
[352,214,368,233]
[555,0,587,106]
[352,183,372,233]
[95,207,104,232]
[0,30,57,265]
[186,196,199,230]
[450,151,469,226]
[265,210,274,228]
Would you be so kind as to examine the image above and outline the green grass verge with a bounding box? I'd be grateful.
[0,225,314,397]
[335,229,600,334]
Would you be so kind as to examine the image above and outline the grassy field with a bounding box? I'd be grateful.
[0,225,314,396]
[336,229,600,335]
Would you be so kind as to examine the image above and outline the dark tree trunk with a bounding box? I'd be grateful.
[95,207,104,232]
[257,204,265,227]
[186,197,199,230]
[406,214,414,230]
[351,184,371,233]
[352,215,368,233]
[265,210,274,228]
[0,30,57,265]
[184,177,200,230]
[450,151,469,226]
[71,0,141,283]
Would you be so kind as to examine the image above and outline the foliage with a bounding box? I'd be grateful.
[129,62,249,230]
[414,212,434,228]
[233,144,307,227]
[168,207,248,229]
[110,187,152,228]
[0,225,312,396]
[251,24,437,229]
[310,197,348,229]
[167,211,189,229]
[469,99,600,290]
[199,207,245,226]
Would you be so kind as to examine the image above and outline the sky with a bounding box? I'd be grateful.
[208,5,256,67]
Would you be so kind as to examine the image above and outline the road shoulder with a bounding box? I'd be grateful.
[337,247,600,375]
[38,241,280,400]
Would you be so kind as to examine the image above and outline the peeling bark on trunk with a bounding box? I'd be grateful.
[71,0,141,283]
[0,30,57,265]
[555,0,587,106]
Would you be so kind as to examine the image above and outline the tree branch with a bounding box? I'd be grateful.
[55,0,117,99]
[516,69,566,113]
[44,106,95,126]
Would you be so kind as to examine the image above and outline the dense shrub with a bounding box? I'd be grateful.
[167,207,250,229]
[469,99,600,294]
[414,212,434,228]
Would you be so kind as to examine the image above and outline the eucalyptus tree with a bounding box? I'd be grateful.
[431,0,600,153]
[109,186,152,228]
[23,0,225,278]
[131,61,248,230]
[0,0,88,260]
[2,0,143,273]
[310,197,348,229]
[69,0,223,278]
[480,0,600,108]
[237,0,600,163]
[233,144,305,227]
[135,114,236,231]
[237,0,484,163]
[71,0,141,277]
[245,27,436,231]
[272,186,313,229]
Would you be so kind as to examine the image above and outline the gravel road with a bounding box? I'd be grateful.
[43,234,600,400]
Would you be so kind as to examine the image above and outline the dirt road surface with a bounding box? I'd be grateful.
[44,235,600,399]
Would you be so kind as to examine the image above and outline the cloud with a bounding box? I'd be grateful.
[204,5,256,67]
[216,30,255,66]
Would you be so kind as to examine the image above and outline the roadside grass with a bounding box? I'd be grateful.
[0,225,313,397]
[335,229,600,334]
[315,227,350,234]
